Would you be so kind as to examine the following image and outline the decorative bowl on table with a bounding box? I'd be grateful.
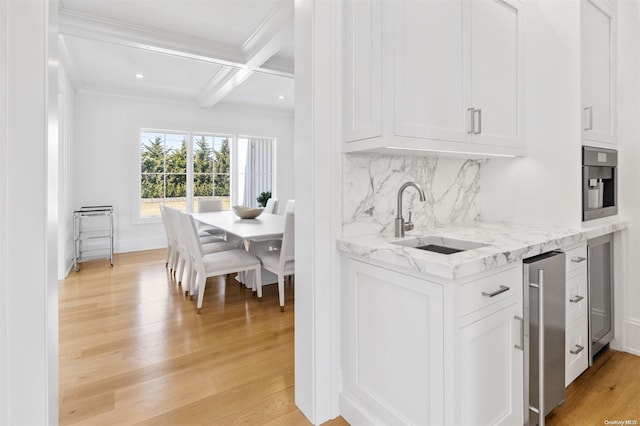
[232,205,264,219]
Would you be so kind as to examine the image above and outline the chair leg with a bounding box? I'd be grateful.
[278,274,285,312]
[196,273,206,314]
[165,246,172,268]
[255,266,263,301]
[183,260,192,296]
[177,256,186,285]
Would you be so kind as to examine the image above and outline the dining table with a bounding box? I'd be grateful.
[191,210,285,242]
[191,210,285,286]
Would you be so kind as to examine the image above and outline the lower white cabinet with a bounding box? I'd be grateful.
[459,302,524,425]
[564,245,589,386]
[340,256,524,425]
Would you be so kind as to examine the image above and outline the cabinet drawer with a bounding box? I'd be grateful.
[566,316,589,387]
[459,267,522,318]
[565,245,588,275]
[566,270,588,325]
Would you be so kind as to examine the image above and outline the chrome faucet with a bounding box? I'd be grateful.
[395,181,426,238]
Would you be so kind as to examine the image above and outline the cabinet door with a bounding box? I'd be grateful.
[345,259,444,425]
[393,0,470,143]
[470,0,523,148]
[459,302,524,426]
[343,0,382,143]
[581,0,615,144]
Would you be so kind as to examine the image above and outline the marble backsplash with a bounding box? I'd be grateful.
[343,153,483,237]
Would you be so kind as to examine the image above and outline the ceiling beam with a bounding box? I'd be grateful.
[196,2,294,108]
[58,9,247,69]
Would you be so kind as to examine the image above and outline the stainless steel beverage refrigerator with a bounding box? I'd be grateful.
[523,252,566,426]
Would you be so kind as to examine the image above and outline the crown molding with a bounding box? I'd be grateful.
[197,3,294,108]
[58,9,246,68]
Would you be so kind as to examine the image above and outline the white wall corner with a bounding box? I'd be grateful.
[0,0,9,421]
[294,0,342,424]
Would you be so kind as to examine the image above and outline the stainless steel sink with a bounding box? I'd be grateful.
[391,236,488,254]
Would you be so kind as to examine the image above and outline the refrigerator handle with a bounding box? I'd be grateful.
[529,269,546,426]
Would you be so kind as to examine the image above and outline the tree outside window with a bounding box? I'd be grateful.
[139,131,232,218]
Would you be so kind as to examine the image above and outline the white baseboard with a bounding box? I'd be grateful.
[623,317,640,356]
[339,393,387,426]
[115,236,166,254]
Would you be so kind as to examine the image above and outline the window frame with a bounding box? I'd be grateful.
[135,129,277,222]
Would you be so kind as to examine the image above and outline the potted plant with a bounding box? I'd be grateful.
[256,191,272,207]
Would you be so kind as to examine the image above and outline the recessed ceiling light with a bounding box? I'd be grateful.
[278,95,285,100]
[136,73,144,79]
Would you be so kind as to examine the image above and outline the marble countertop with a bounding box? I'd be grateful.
[337,219,628,280]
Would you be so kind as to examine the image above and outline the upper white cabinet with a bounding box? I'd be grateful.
[581,0,616,145]
[343,0,525,157]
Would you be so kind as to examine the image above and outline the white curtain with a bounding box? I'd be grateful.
[243,138,274,207]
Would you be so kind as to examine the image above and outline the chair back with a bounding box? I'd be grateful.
[159,205,171,241]
[161,205,179,244]
[284,199,295,214]
[265,198,278,214]
[279,213,295,270]
[176,210,204,268]
[198,199,223,213]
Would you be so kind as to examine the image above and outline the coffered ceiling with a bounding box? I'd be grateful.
[58,0,295,111]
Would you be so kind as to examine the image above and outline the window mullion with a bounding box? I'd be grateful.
[186,132,194,213]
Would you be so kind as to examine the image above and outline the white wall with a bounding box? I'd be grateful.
[1,0,59,424]
[616,0,640,354]
[73,92,294,253]
[58,65,76,278]
[481,1,582,227]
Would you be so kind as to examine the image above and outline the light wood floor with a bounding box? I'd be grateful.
[547,348,640,425]
[59,249,348,426]
[60,250,640,425]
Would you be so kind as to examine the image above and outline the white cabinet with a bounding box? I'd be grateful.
[340,256,523,425]
[343,0,525,157]
[581,0,616,145]
[457,266,524,426]
[564,245,589,386]
[459,302,524,426]
[341,258,445,425]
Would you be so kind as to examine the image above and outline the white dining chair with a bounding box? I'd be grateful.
[284,199,295,214]
[264,198,278,214]
[178,211,262,313]
[159,205,176,269]
[166,207,237,290]
[196,198,227,237]
[255,212,295,311]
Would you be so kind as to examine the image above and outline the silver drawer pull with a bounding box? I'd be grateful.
[482,285,510,298]
[570,295,584,303]
[571,257,586,263]
[570,344,585,355]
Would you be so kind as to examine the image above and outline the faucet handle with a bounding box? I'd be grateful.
[404,211,414,232]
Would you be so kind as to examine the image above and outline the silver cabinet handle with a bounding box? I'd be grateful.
[514,315,524,351]
[467,107,475,134]
[584,106,593,131]
[571,257,586,263]
[570,295,584,303]
[570,344,585,355]
[474,108,482,135]
[482,285,510,298]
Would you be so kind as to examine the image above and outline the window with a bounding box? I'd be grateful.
[193,135,231,210]
[236,137,275,208]
[140,131,188,217]
[139,130,274,219]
